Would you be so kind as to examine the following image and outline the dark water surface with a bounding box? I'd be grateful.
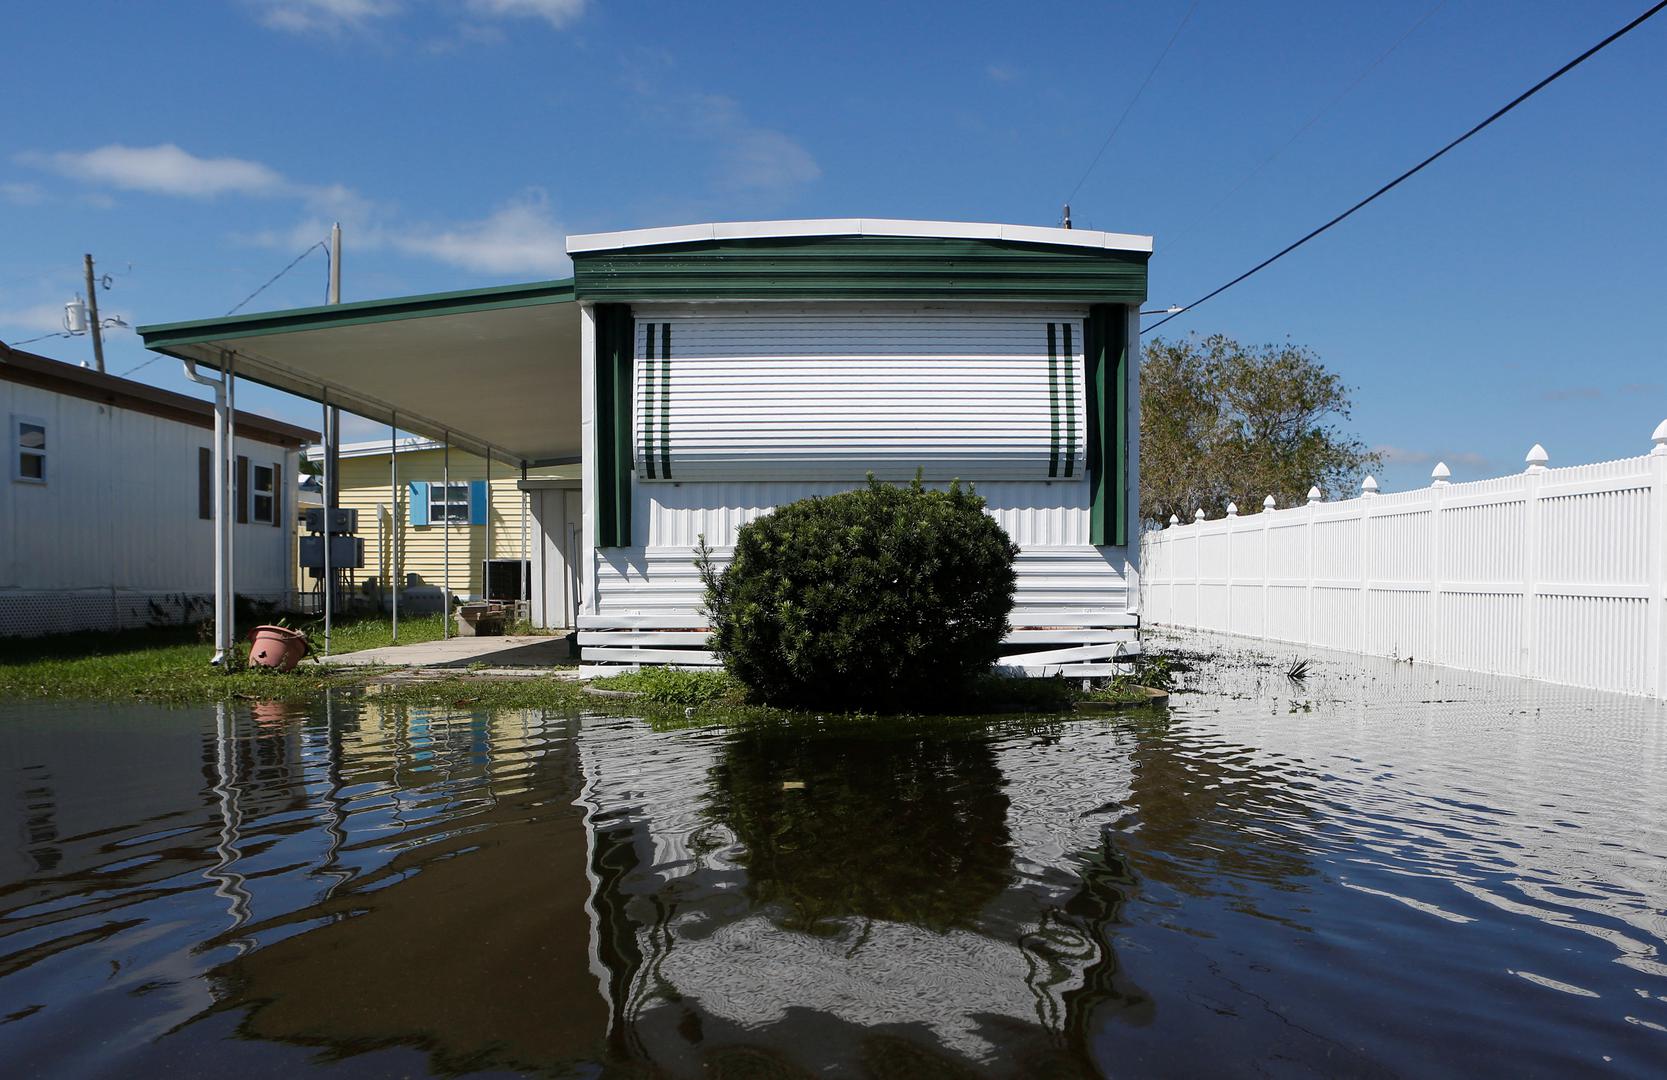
[3,642,1666,1078]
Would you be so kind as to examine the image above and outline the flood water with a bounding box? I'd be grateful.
[3,639,1666,1078]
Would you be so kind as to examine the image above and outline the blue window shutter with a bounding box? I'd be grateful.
[468,480,488,526]
[409,481,430,526]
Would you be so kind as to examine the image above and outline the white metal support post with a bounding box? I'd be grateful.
[485,449,493,602]
[226,355,237,638]
[390,413,398,643]
[1520,445,1549,679]
[1261,496,1274,641]
[180,358,230,663]
[1358,475,1378,653]
[1646,422,1667,698]
[1428,463,1450,665]
[321,391,333,659]
[442,434,450,639]
[1305,487,1320,649]
[1223,502,1238,634]
[521,463,530,620]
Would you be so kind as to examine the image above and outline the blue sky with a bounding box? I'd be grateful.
[2,1,1662,489]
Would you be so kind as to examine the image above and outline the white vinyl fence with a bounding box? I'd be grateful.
[1140,421,1667,698]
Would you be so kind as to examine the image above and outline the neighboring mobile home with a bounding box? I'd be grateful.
[300,438,578,621]
[138,219,1148,673]
[0,342,314,637]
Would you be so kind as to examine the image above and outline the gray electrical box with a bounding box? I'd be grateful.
[304,507,359,534]
[300,534,365,570]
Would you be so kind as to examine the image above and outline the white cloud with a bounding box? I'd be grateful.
[252,0,401,33]
[246,0,584,35]
[1375,446,1491,470]
[18,144,286,198]
[985,63,1019,83]
[689,94,821,194]
[465,0,584,28]
[388,190,570,275]
[0,302,71,333]
[1,181,45,205]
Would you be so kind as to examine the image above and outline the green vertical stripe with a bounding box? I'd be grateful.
[642,322,657,479]
[1046,322,1060,478]
[1085,304,1128,547]
[594,303,634,547]
[659,323,672,480]
[1062,322,1076,478]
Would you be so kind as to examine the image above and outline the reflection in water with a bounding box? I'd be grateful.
[705,721,1016,932]
[1,643,1666,1077]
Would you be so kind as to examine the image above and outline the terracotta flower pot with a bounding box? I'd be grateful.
[248,625,310,672]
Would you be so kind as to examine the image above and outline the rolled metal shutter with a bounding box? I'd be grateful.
[634,310,1086,482]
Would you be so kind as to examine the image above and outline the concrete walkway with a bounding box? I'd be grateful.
[317,635,576,670]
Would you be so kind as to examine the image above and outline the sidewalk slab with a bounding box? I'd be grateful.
[316,635,575,669]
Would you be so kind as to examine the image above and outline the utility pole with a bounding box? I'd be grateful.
[326,223,342,510]
[83,254,105,373]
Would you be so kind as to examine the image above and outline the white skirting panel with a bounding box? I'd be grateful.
[593,544,1132,622]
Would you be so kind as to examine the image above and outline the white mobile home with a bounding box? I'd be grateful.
[0,343,315,637]
[138,220,1149,672]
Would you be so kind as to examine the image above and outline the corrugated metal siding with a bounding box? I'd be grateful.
[641,479,1091,548]
[0,379,293,599]
[632,310,1087,482]
[573,235,1149,304]
[308,448,574,597]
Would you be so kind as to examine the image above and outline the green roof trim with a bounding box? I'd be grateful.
[138,278,576,351]
[572,236,1147,304]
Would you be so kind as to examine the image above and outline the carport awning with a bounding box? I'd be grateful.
[138,280,581,466]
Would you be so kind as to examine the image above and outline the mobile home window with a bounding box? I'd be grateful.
[12,416,45,484]
[251,463,276,524]
[430,480,471,523]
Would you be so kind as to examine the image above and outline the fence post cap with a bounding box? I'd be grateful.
[1431,461,1451,485]
[1652,418,1667,454]
[1226,502,1239,516]
[1525,443,1549,472]
[1361,475,1379,495]
[1306,485,1322,503]
[1168,513,1180,526]
[1194,508,1205,522]
[1263,494,1276,509]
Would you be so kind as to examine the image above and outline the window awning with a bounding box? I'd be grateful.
[138,280,581,467]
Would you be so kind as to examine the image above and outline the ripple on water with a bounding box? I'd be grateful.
[0,641,1664,1077]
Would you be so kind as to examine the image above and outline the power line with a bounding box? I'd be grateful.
[227,240,328,316]
[1164,0,1446,253]
[1143,0,1667,337]
[118,354,160,379]
[6,330,73,348]
[1066,0,1200,205]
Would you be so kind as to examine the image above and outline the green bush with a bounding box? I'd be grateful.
[698,477,1019,709]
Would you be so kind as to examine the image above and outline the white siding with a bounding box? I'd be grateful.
[633,308,1087,482]
[580,302,1140,640]
[0,379,297,635]
[592,545,1130,623]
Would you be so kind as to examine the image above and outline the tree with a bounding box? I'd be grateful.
[1140,334,1379,525]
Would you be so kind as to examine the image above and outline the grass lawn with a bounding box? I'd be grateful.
[0,617,1170,716]
[0,613,581,708]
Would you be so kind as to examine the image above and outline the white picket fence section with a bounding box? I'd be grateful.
[1140,422,1667,699]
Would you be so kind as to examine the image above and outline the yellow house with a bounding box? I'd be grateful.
[301,437,578,619]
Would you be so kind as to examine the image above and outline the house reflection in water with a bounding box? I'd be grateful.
[202,703,1181,1077]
